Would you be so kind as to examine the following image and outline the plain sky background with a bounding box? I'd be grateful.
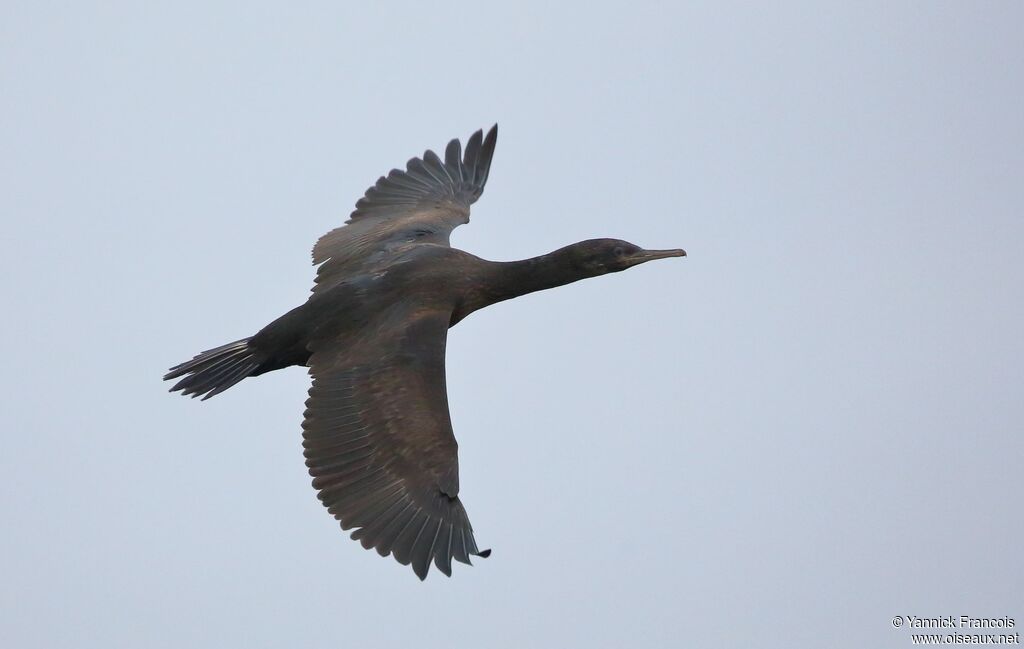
[2,2,1021,648]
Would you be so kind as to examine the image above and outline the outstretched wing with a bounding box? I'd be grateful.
[302,306,489,579]
[312,125,498,294]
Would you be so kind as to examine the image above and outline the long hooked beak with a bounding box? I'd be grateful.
[626,248,687,266]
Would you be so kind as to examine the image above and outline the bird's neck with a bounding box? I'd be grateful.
[455,247,587,322]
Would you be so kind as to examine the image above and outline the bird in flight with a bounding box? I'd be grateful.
[165,125,685,579]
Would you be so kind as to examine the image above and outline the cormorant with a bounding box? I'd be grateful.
[165,125,685,579]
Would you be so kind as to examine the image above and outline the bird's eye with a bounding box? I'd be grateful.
[613,246,624,257]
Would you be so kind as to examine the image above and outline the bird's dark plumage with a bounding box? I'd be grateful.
[165,125,683,579]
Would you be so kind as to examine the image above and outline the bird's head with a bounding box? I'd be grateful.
[571,238,686,276]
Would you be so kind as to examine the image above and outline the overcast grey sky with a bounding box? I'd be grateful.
[2,2,1022,648]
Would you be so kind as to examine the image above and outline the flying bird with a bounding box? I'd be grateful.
[165,125,685,579]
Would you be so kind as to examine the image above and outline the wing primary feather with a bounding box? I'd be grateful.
[453,527,472,565]
[432,522,454,577]
[412,519,442,580]
[423,150,455,185]
[462,129,484,184]
[374,500,416,557]
[475,124,498,193]
[391,510,428,565]
[444,139,462,178]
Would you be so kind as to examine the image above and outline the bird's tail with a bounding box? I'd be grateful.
[164,338,261,400]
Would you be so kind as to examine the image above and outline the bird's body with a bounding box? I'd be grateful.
[166,126,684,579]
